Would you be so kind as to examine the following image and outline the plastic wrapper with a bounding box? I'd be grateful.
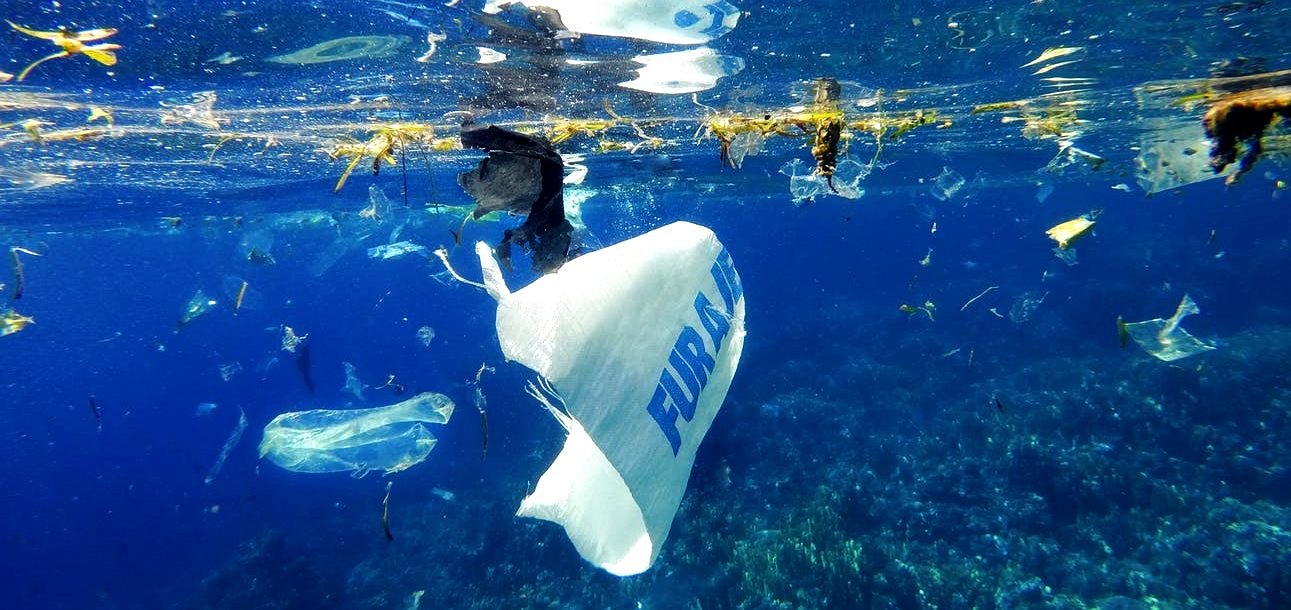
[259,392,455,477]
[1122,294,1216,362]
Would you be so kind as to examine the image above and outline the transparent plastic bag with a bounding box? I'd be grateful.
[259,392,454,477]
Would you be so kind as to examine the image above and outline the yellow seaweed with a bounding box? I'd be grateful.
[7,20,121,81]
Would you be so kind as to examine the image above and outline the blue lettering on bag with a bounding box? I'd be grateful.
[646,249,742,455]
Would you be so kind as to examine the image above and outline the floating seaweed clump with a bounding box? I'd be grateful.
[1203,86,1291,184]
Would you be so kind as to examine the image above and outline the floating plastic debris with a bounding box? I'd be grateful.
[930,166,966,201]
[1135,121,1239,194]
[1045,141,1105,175]
[0,167,71,191]
[159,91,225,131]
[1,308,35,337]
[194,402,219,417]
[239,230,276,266]
[360,185,396,221]
[416,326,435,347]
[267,35,411,65]
[367,241,429,260]
[178,289,218,327]
[1035,181,1055,202]
[617,48,745,95]
[431,488,456,502]
[258,392,455,477]
[219,361,243,382]
[281,326,307,353]
[724,131,764,169]
[1009,290,1048,323]
[1121,294,1216,362]
[343,362,366,400]
[1052,246,1079,266]
[780,156,867,205]
[477,221,745,576]
[205,408,248,485]
[1046,214,1096,249]
[484,0,741,44]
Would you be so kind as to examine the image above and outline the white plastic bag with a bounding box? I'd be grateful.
[485,0,741,44]
[477,221,746,575]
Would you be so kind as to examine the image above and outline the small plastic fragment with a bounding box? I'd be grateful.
[1122,294,1216,362]
[343,362,366,400]
[219,361,243,382]
[1009,291,1048,323]
[416,326,435,347]
[1052,246,1078,266]
[367,241,429,260]
[780,156,867,205]
[178,289,218,327]
[281,326,307,352]
[204,408,248,485]
[930,166,966,201]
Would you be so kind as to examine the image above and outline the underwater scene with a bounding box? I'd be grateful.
[3,0,1291,608]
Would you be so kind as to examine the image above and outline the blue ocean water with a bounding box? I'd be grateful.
[2,1,1291,609]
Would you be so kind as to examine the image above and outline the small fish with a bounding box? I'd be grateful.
[296,339,315,394]
[1206,229,1217,247]
[1021,46,1083,68]
[993,396,1005,413]
[233,280,249,314]
[10,247,42,300]
[381,481,394,542]
[205,52,243,65]
[88,394,102,431]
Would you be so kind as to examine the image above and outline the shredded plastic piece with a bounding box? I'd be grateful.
[780,156,867,205]
[258,392,455,477]
[1122,294,1216,362]
[267,35,411,65]
[343,362,366,400]
[205,408,248,485]
[416,326,435,347]
[930,166,966,201]
[367,241,429,260]
[179,289,218,327]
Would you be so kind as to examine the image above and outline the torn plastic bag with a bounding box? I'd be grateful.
[476,221,746,576]
[1121,294,1215,362]
[258,392,454,477]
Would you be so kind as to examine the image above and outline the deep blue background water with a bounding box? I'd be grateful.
[3,1,1291,608]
